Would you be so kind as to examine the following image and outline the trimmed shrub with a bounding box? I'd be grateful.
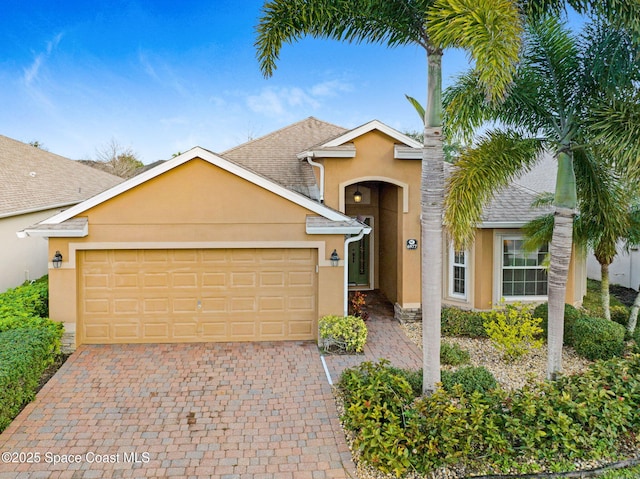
[532,302,583,345]
[0,327,62,432]
[483,303,543,362]
[610,305,630,327]
[338,355,640,476]
[570,316,625,360]
[441,366,497,395]
[441,307,487,338]
[319,315,367,353]
[440,342,471,366]
[0,276,53,333]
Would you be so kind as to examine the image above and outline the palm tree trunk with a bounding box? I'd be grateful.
[547,150,577,380]
[601,262,611,321]
[628,287,640,336]
[422,47,444,395]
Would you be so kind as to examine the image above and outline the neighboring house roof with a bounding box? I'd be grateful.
[26,146,367,236]
[221,117,347,199]
[0,135,123,218]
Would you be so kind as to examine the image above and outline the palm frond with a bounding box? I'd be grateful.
[405,94,426,125]
[444,130,544,248]
[523,214,554,251]
[426,0,522,103]
[585,92,640,175]
[255,0,428,77]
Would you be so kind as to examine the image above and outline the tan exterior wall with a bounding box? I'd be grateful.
[1,208,65,292]
[465,228,585,310]
[47,158,346,342]
[472,229,494,310]
[319,130,422,309]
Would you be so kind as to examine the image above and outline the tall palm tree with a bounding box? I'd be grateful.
[255,0,523,394]
[523,153,640,322]
[255,0,640,392]
[444,17,640,379]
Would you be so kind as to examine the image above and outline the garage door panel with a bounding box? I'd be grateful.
[113,322,140,340]
[84,273,110,289]
[289,271,314,287]
[78,248,317,344]
[173,272,198,288]
[114,298,139,314]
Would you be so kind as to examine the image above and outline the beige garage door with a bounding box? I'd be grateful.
[77,248,317,344]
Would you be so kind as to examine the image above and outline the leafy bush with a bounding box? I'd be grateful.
[348,291,369,321]
[532,302,584,345]
[610,305,630,327]
[0,276,53,333]
[440,342,470,366]
[483,303,543,361]
[338,355,640,476]
[319,315,367,353]
[338,360,416,476]
[570,316,625,360]
[441,307,487,338]
[0,327,62,432]
[441,366,497,395]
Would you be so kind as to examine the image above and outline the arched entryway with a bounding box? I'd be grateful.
[340,178,406,306]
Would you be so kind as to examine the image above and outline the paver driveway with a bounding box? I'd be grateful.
[0,341,356,479]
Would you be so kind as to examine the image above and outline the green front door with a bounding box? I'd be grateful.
[348,218,371,286]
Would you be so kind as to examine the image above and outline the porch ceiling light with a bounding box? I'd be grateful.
[353,184,362,203]
[52,251,63,269]
[330,249,340,267]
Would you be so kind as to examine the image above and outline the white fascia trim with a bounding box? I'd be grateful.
[394,145,422,160]
[321,120,423,148]
[39,147,351,225]
[480,221,527,228]
[306,224,372,235]
[21,223,88,238]
[297,147,356,159]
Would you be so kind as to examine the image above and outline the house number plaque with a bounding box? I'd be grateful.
[406,239,418,250]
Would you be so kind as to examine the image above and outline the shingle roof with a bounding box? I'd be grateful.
[221,117,347,198]
[482,183,553,225]
[0,135,123,218]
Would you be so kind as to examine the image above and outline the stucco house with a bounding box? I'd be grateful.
[20,118,585,348]
[0,135,122,292]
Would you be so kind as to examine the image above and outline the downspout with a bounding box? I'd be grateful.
[344,230,366,316]
[305,156,325,203]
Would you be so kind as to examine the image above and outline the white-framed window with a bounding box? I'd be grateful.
[449,246,467,299]
[501,236,548,298]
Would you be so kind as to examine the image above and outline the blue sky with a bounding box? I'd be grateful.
[0,1,477,163]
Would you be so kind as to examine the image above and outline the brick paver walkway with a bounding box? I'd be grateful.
[0,342,357,479]
[322,292,423,383]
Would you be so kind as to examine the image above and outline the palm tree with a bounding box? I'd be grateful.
[523,153,640,322]
[255,0,523,394]
[255,0,640,392]
[443,17,640,379]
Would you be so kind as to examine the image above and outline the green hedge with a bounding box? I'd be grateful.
[339,356,640,476]
[0,327,62,431]
[571,316,626,360]
[441,307,487,338]
[0,276,52,333]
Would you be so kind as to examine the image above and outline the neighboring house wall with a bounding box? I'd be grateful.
[0,208,63,292]
[587,243,640,290]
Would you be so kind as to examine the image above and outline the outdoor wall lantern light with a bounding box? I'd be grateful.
[52,251,63,269]
[330,249,340,267]
[353,184,362,203]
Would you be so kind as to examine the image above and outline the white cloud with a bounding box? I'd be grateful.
[246,80,352,119]
[309,79,352,97]
[23,32,64,86]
